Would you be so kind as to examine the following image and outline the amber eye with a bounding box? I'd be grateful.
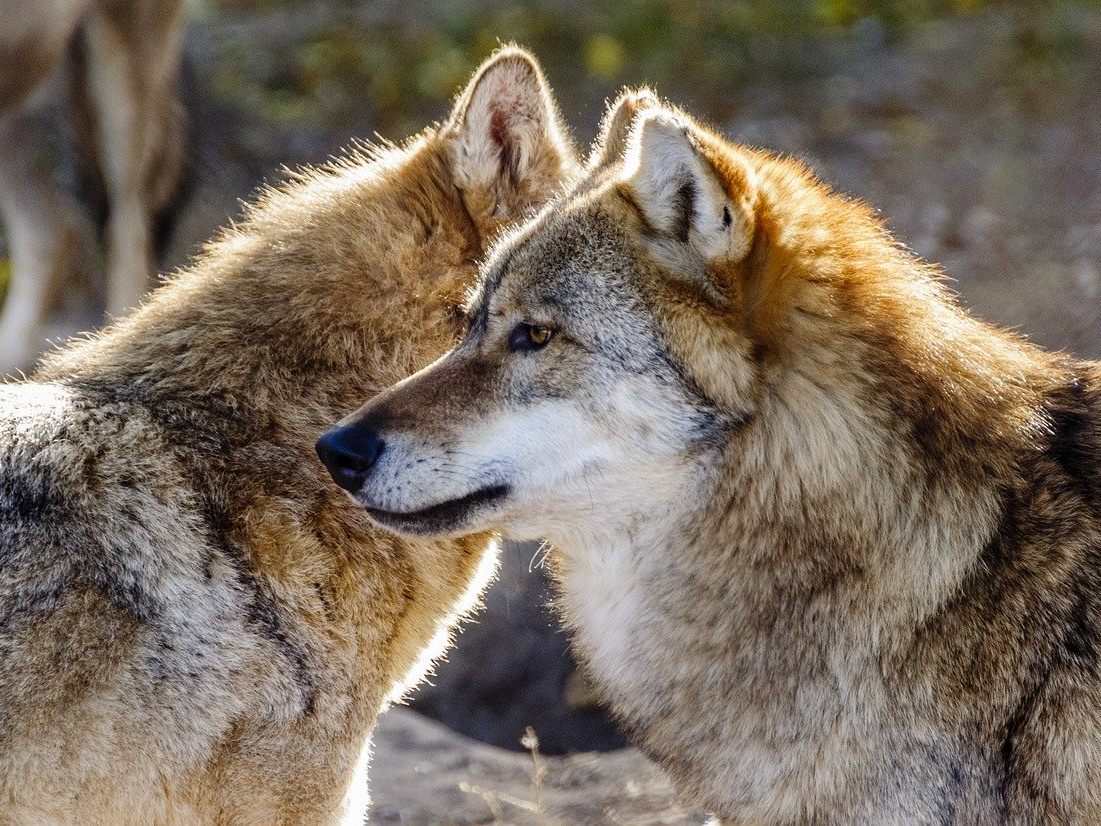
[508,322,555,353]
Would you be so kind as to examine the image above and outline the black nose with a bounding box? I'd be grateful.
[315,423,385,494]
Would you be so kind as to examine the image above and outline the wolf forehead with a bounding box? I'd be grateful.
[467,200,645,332]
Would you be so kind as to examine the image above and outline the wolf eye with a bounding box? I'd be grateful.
[508,322,555,352]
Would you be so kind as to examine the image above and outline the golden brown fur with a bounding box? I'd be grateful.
[325,93,1101,823]
[0,47,576,824]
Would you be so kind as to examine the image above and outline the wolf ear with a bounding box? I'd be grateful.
[447,47,575,229]
[622,111,757,265]
[586,87,657,173]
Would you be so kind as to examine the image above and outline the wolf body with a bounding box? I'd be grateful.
[0,49,576,824]
[322,93,1101,823]
[0,0,187,373]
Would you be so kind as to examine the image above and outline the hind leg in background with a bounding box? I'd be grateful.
[0,110,81,374]
[0,0,89,373]
[82,0,185,317]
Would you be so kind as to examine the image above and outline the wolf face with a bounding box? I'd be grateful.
[319,97,766,544]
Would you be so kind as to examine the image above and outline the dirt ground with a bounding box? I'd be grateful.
[369,708,705,825]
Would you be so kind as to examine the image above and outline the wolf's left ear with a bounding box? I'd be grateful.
[622,111,757,265]
[447,47,576,230]
[586,87,657,173]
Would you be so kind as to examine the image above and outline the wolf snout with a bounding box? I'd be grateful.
[315,422,385,493]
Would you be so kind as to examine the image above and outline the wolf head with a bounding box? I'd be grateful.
[319,92,1042,546]
[315,94,750,540]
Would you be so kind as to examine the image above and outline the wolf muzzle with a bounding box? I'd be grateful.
[315,421,385,493]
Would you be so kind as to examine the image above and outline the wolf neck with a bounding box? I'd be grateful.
[37,140,475,427]
[554,305,1066,810]
[555,446,1002,695]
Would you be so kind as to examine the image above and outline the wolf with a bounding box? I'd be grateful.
[0,47,576,824]
[319,92,1101,824]
[0,0,187,373]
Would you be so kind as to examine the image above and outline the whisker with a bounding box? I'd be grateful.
[528,540,552,572]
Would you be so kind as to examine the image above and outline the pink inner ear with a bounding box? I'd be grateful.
[489,107,517,184]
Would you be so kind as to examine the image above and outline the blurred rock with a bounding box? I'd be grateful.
[408,541,626,755]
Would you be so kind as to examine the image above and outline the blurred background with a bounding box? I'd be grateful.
[2,1,1100,821]
[163,0,1101,363]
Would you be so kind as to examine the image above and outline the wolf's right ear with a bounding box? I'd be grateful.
[446,47,576,232]
[586,87,657,173]
[620,111,757,266]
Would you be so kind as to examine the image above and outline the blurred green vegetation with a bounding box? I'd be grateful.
[196,0,1099,137]
[0,258,11,304]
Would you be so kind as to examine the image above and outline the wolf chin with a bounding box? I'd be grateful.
[323,90,1101,823]
[0,47,577,824]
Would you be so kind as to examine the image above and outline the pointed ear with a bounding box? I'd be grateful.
[621,111,757,265]
[447,47,576,231]
[586,87,657,173]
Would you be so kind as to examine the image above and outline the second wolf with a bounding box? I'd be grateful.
[322,93,1101,823]
[0,49,575,824]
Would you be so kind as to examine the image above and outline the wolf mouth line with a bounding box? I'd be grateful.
[364,484,510,534]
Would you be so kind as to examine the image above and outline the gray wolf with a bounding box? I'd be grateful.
[0,47,576,823]
[320,92,1101,823]
[0,0,187,373]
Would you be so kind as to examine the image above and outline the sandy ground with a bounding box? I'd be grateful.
[369,708,705,825]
